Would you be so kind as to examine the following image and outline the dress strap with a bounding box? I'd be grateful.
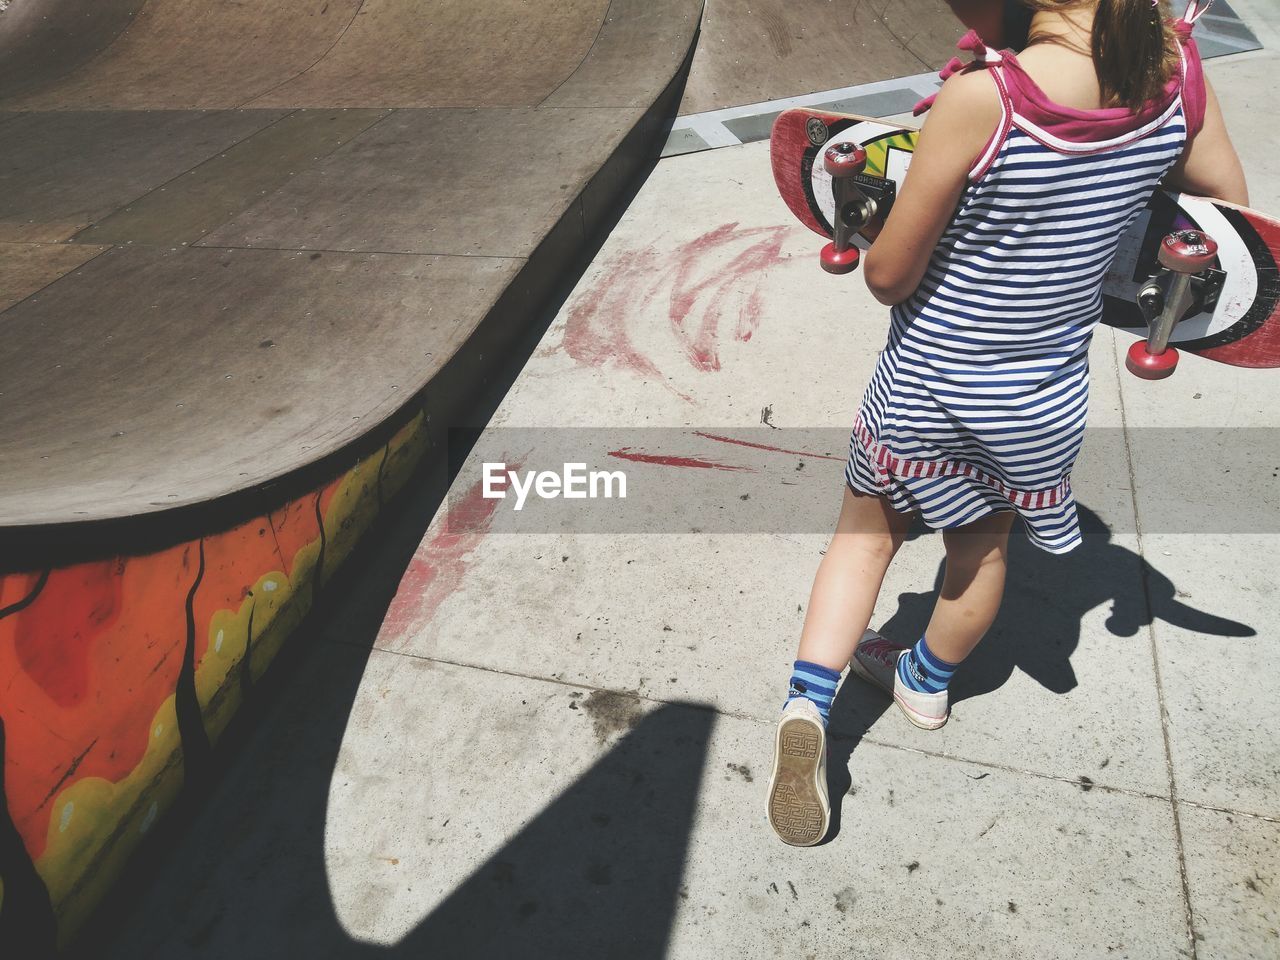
[1175,2,1210,137]
[1180,0,1214,26]
[910,29,1013,180]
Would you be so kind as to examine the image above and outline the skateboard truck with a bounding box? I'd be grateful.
[820,142,877,274]
[1126,229,1220,379]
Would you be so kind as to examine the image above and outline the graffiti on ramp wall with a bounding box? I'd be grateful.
[0,413,429,951]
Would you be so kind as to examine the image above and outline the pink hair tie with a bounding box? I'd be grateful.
[956,28,987,56]
[954,27,1002,64]
[912,93,938,116]
[938,55,966,80]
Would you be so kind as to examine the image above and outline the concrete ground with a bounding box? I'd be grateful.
[95,4,1280,959]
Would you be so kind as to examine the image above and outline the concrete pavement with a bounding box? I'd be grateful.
[91,3,1279,958]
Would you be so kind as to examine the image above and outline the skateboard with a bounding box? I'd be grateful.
[770,108,1280,375]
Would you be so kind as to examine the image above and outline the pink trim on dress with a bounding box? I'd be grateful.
[915,15,1209,149]
[997,50,1180,144]
[1175,21,1207,138]
[967,65,1013,182]
[852,415,1072,511]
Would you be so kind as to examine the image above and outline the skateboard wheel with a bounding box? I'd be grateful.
[1125,340,1179,379]
[824,142,867,178]
[820,241,860,274]
[1157,230,1217,274]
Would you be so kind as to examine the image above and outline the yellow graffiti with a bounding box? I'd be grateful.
[24,410,431,947]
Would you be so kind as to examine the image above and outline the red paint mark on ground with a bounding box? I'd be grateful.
[607,448,753,472]
[667,223,788,372]
[559,247,667,382]
[692,431,844,462]
[557,223,791,397]
[378,463,519,647]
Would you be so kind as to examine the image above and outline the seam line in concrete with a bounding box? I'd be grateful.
[357,637,1280,825]
[0,244,116,317]
[87,107,397,250]
[536,0,617,109]
[65,107,305,244]
[1176,797,1280,824]
[236,0,370,109]
[345,640,1189,807]
[1115,340,1200,960]
[187,243,526,262]
[871,0,937,73]
[0,239,106,248]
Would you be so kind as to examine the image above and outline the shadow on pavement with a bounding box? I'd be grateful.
[63,111,702,958]
[86,447,714,958]
[392,702,712,960]
[79,257,714,957]
[820,503,1255,841]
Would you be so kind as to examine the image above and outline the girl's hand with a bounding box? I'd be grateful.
[863,70,1002,305]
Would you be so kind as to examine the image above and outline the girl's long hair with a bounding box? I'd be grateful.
[1021,0,1181,111]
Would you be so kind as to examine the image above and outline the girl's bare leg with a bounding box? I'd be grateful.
[922,510,1016,665]
[795,488,915,672]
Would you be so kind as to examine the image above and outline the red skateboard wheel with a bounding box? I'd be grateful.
[820,241,860,274]
[1125,339,1180,379]
[1157,230,1217,274]
[824,142,867,178]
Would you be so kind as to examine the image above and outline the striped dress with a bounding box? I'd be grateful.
[846,22,1207,553]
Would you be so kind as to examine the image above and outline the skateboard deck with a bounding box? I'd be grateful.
[771,108,1280,368]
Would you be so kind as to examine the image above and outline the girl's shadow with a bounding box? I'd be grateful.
[820,503,1254,841]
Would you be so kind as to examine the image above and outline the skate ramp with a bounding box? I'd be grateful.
[678,0,959,115]
[1,0,687,110]
[0,0,138,98]
[0,0,701,540]
[0,0,702,952]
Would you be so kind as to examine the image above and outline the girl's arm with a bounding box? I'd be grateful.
[1164,75,1248,206]
[863,70,1002,305]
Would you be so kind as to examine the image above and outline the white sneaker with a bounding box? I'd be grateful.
[766,697,830,846]
[849,629,949,730]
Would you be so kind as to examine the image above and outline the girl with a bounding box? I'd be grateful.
[766,0,1247,847]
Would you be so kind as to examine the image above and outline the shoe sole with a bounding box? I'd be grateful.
[892,690,948,730]
[766,716,829,846]
[850,654,949,731]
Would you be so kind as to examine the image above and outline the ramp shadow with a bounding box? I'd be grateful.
[84,465,713,959]
[71,127,696,958]
[391,703,713,960]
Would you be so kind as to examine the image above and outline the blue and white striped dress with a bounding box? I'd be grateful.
[846,41,1198,553]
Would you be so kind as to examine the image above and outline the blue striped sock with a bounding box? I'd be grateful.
[785,660,841,725]
[897,635,958,694]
